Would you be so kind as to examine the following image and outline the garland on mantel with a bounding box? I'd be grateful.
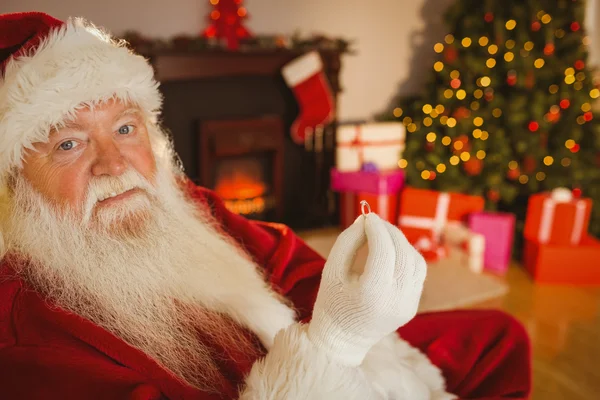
[120,30,354,54]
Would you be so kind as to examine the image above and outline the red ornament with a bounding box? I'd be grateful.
[450,78,461,89]
[507,75,517,86]
[528,121,539,132]
[560,99,570,109]
[571,22,581,31]
[445,46,458,63]
[546,110,561,123]
[584,111,593,121]
[484,12,494,23]
[532,21,542,31]
[575,60,585,70]
[452,135,471,154]
[463,158,483,176]
[425,142,435,151]
[507,168,520,180]
[428,171,437,180]
[572,188,582,198]
[570,143,581,153]
[202,0,252,50]
[543,43,555,56]
[487,189,500,202]
[452,106,471,120]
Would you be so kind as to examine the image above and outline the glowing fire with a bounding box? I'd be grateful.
[214,159,271,215]
[216,175,265,200]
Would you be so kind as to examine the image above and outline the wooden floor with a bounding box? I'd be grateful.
[469,265,600,400]
[298,228,600,398]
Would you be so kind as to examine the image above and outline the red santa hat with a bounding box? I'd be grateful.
[0,12,162,182]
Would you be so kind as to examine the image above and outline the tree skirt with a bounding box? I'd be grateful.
[299,228,508,313]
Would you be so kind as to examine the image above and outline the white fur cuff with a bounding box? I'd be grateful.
[361,333,456,400]
[239,323,382,400]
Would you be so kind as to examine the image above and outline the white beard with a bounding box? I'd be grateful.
[1,157,296,392]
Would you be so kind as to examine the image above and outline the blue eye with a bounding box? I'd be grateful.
[59,140,77,151]
[118,125,134,135]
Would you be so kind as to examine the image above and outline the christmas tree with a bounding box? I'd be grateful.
[387,0,600,238]
[202,0,252,50]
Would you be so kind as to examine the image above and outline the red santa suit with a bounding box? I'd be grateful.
[0,11,531,400]
[0,182,531,399]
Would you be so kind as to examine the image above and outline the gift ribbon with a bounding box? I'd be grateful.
[539,198,587,244]
[377,194,389,221]
[398,192,450,241]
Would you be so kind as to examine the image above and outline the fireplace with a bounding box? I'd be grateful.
[214,157,273,216]
[140,49,342,230]
[198,116,284,220]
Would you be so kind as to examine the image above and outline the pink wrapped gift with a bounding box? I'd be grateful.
[468,211,516,274]
[332,168,405,229]
[330,168,405,194]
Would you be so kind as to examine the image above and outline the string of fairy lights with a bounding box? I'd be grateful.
[393,11,598,189]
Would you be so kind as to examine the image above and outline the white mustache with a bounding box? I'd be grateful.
[81,168,156,224]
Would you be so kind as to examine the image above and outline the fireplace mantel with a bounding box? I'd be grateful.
[141,49,342,93]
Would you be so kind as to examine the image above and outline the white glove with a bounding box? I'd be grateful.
[307,211,427,367]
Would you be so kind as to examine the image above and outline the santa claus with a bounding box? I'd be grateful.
[0,12,531,400]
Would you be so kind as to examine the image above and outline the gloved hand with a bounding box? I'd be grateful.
[307,211,427,367]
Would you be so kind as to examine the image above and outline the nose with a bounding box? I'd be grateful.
[91,140,127,177]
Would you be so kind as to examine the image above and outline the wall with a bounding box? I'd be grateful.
[3,0,598,121]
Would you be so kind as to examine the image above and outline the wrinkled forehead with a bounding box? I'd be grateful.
[50,99,147,134]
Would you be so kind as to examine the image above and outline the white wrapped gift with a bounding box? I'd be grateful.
[336,122,405,172]
[443,221,486,274]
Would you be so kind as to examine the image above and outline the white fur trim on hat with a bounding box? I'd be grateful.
[0,17,162,180]
[281,51,324,86]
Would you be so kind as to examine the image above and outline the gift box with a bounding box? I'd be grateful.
[443,222,486,273]
[524,189,592,246]
[523,235,600,285]
[468,211,515,275]
[332,168,405,229]
[336,122,405,172]
[330,168,405,194]
[412,236,449,263]
[339,192,399,229]
[398,187,485,247]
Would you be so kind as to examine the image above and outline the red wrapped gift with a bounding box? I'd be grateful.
[339,192,399,229]
[412,235,449,262]
[397,187,485,246]
[524,188,592,246]
[523,235,600,285]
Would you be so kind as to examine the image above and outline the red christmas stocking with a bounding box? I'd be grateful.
[282,51,334,144]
